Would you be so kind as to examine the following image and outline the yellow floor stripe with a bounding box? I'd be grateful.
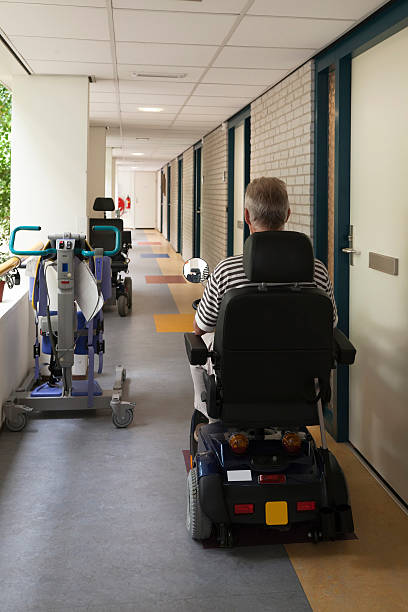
[153,313,195,333]
[286,426,408,611]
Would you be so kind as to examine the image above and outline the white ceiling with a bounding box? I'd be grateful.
[0,0,390,170]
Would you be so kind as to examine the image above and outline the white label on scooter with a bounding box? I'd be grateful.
[227,470,252,482]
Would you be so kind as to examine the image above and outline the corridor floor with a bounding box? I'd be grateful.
[0,230,407,612]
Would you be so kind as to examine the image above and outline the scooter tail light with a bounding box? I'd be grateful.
[297,501,316,511]
[234,503,254,515]
[229,433,249,455]
[258,474,286,484]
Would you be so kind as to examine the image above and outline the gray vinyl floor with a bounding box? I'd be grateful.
[0,231,311,612]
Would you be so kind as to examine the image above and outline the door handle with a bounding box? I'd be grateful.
[342,225,360,266]
[341,247,361,254]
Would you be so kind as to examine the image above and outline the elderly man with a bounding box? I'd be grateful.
[190,176,337,426]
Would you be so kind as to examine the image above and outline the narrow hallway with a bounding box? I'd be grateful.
[0,231,312,612]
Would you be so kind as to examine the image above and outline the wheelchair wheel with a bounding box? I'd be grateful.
[124,277,132,309]
[117,294,128,317]
[5,412,27,432]
[190,409,209,458]
[186,467,212,540]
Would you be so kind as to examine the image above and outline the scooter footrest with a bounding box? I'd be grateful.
[335,504,354,535]
[320,508,337,540]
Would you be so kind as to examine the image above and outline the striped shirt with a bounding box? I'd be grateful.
[195,254,338,333]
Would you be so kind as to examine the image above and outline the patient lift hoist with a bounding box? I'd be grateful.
[2,225,134,431]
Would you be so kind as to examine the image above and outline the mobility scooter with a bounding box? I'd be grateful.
[89,197,133,317]
[184,231,356,546]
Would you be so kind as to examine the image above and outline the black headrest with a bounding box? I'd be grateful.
[93,197,115,212]
[243,231,314,283]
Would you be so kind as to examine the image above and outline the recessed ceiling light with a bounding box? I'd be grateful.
[135,138,149,142]
[132,152,144,156]
[138,107,163,113]
[132,72,187,79]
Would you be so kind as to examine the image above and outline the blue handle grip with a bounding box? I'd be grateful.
[82,225,121,257]
[9,226,56,256]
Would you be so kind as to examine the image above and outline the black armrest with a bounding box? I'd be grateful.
[184,333,209,365]
[333,328,356,365]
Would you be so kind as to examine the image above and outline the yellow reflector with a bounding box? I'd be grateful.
[265,501,288,525]
[229,433,249,455]
[282,431,302,454]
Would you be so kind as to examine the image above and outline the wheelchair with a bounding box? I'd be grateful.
[184,231,356,546]
[89,197,133,317]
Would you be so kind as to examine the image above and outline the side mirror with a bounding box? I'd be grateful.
[183,257,209,284]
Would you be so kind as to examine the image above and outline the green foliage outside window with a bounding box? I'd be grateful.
[0,84,11,250]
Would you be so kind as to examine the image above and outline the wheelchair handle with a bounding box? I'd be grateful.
[81,225,121,257]
[9,226,56,256]
[10,225,121,258]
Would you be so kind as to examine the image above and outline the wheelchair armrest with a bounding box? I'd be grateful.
[184,332,209,365]
[333,328,356,365]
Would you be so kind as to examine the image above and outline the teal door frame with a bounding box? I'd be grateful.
[314,0,408,441]
[160,169,164,233]
[177,156,183,253]
[193,143,202,258]
[167,165,171,242]
[227,106,251,256]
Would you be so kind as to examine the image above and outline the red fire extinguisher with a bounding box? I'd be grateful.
[126,195,131,210]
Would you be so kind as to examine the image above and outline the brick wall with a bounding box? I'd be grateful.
[170,158,178,251]
[201,126,228,272]
[182,146,194,261]
[251,61,315,237]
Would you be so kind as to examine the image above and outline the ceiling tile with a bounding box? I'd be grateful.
[90,80,116,92]
[181,105,239,116]
[117,64,205,82]
[90,91,116,103]
[0,4,109,39]
[249,0,387,20]
[116,42,216,67]
[215,46,314,69]
[90,102,118,112]
[8,0,105,5]
[112,0,247,12]
[188,95,250,107]
[203,67,288,86]
[194,82,265,98]
[119,80,195,95]
[228,15,355,48]
[121,112,176,121]
[29,60,113,78]
[114,10,235,45]
[119,92,188,105]
[120,104,181,113]
[10,36,112,63]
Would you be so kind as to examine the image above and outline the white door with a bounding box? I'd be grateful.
[233,123,245,256]
[349,26,408,503]
[134,172,157,228]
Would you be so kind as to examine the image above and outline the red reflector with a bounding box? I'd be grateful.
[234,503,254,515]
[297,501,316,512]
[258,474,286,484]
[61,280,69,284]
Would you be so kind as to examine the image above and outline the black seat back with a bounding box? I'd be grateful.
[213,231,333,427]
[89,217,124,254]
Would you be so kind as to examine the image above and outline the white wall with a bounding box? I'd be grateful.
[105,147,115,200]
[0,284,34,423]
[10,75,89,245]
[116,167,135,228]
[87,126,106,219]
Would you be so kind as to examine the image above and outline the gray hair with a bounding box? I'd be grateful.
[245,177,289,230]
